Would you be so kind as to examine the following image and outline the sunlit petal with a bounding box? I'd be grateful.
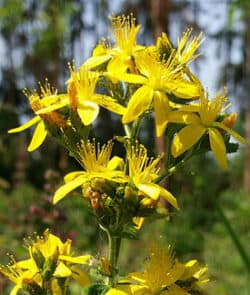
[27,120,47,152]
[92,94,125,115]
[122,85,153,123]
[153,91,169,137]
[84,54,112,69]
[77,100,99,125]
[53,176,86,204]
[114,72,148,84]
[137,183,161,200]
[160,187,179,209]
[168,111,200,124]
[8,116,41,133]
[54,262,72,277]
[208,128,227,169]
[172,124,206,157]
[59,255,91,265]
[214,121,247,144]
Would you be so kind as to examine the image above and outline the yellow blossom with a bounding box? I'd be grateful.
[53,140,127,204]
[8,81,68,151]
[171,90,247,169]
[0,256,42,295]
[38,65,125,126]
[107,244,186,295]
[84,14,144,73]
[126,143,178,209]
[28,230,91,284]
[114,49,200,136]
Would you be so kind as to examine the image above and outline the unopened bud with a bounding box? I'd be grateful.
[222,112,237,128]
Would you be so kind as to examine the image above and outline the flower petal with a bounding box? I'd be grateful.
[113,72,148,84]
[160,187,179,209]
[153,91,169,137]
[107,156,124,170]
[168,111,200,124]
[59,255,91,265]
[10,285,20,295]
[171,124,206,157]
[213,122,247,145]
[8,116,41,133]
[122,86,154,124]
[64,171,86,182]
[54,262,72,277]
[77,100,99,125]
[167,80,200,99]
[92,94,126,115]
[71,265,91,287]
[137,183,160,200]
[36,96,68,114]
[27,120,47,152]
[107,54,130,74]
[53,176,86,204]
[208,128,227,169]
[84,54,112,69]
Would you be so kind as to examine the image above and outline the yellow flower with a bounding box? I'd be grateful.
[157,29,203,67]
[107,244,187,295]
[84,14,144,73]
[37,66,125,126]
[126,143,179,209]
[28,230,91,285]
[8,82,68,151]
[53,140,127,204]
[0,257,42,295]
[171,90,247,169]
[115,49,200,136]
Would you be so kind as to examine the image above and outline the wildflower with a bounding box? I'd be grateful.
[38,66,125,126]
[53,140,127,204]
[107,243,186,295]
[114,49,200,136]
[0,256,42,295]
[84,14,144,73]
[171,90,247,169]
[30,230,91,285]
[126,142,178,209]
[8,81,68,151]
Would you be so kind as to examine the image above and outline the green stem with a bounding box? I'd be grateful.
[215,201,250,274]
[124,124,131,138]
[155,151,194,184]
[99,224,121,287]
[130,117,142,142]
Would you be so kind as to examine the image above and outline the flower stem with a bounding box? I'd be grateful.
[215,201,250,274]
[100,224,121,287]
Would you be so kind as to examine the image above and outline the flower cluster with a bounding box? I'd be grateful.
[0,230,91,295]
[107,243,209,295]
[4,13,246,294]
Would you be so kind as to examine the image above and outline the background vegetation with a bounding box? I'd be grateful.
[0,0,249,294]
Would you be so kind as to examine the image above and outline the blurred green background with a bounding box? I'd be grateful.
[0,0,249,294]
